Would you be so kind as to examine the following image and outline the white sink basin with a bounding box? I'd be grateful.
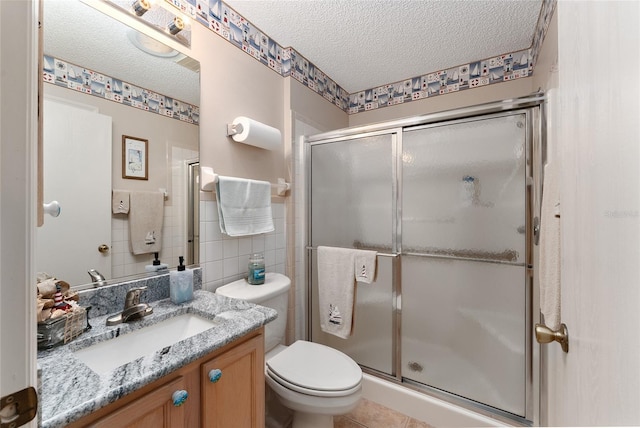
[74,313,216,374]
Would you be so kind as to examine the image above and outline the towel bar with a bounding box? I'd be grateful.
[200,166,290,196]
[305,246,398,258]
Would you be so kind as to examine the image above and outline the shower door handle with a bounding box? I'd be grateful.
[535,323,569,353]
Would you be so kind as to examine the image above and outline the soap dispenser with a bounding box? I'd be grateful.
[170,256,193,304]
[145,252,168,273]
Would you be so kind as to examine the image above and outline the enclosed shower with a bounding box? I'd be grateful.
[305,96,543,424]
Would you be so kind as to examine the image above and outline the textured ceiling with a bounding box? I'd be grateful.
[224,0,543,93]
[44,0,200,105]
[47,1,543,108]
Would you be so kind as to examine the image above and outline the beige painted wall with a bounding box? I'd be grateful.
[186,19,537,182]
[190,24,285,185]
[287,78,348,132]
[43,83,198,205]
[348,78,534,127]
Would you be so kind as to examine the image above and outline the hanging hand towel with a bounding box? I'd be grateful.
[354,250,377,284]
[317,246,359,339]
[216,176,274,236]
[112,190,130,214]
[540,161,561,330]
[129,191,164,255]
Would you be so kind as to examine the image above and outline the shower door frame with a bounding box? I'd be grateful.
[304,94,545,425]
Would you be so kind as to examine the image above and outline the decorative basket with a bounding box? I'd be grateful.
[37,307,87,350]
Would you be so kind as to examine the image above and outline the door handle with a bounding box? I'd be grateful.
[98,244,110,254]
[535,323,569,353]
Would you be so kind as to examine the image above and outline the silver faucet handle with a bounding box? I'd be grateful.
[124,286,148,309]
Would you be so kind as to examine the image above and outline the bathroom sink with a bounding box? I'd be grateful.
[74,313,217,374]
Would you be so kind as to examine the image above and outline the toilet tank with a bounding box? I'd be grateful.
[215,273,291,353]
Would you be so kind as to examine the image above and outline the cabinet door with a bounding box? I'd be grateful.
[91,377,187,428]
[202,334,265,428]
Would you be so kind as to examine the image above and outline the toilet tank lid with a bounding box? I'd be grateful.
[215,272,291,303]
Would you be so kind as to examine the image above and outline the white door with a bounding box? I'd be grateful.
[545,2,640,425]
[0,1,38,426]
[36,98,112,286]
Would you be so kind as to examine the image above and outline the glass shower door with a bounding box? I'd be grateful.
[401,113,529,416]
[309,132,396,376]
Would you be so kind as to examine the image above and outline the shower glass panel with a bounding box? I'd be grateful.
[310,134,394,250]
[401,113,528,417]
[310,133,395,375]
[311,252,395,375]
[401,257,526,415]
[402,114,527,261]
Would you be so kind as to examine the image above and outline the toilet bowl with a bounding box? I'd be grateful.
[265,340,362,427]
[215,273,362,428]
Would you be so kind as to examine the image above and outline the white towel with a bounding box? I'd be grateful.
[112,190,130,214]
[216,176,274,237]
[317,246,357,339]
[129,191,164,255]
[354,250,377,284]
[539,161,561,330]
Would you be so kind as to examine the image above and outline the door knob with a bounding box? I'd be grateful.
[535,323,569,353]
[98,244,110,254]
[43,201,61,217]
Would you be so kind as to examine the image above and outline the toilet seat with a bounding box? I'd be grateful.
[266,341,362,398]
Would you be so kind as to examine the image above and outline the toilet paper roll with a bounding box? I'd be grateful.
[230,116,281,151]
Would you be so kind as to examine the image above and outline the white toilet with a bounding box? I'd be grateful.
[215,273,362,428]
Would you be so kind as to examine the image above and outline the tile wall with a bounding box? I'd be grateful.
[199,198,286,291]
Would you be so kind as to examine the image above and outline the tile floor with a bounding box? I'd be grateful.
[334,398,434,428]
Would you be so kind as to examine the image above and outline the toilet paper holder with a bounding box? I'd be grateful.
[226,116,282,151]
[226,122,244,136]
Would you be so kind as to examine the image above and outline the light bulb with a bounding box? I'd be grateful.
[167,16,184,35]
[132,0,151,16]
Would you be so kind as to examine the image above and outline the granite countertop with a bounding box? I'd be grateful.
[37,290,277,428]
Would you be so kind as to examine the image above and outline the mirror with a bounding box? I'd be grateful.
[38,0,200,289]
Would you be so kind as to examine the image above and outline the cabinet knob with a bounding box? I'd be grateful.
[208,369,222,383]
[172,390,188,407]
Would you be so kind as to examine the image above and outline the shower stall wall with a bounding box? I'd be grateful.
[306,97,543,424]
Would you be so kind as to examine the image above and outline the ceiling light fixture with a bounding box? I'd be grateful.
[131,0,151,16]
[127,29,180,58]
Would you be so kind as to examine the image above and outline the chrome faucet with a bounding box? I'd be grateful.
[88,269,107,287]
[106,286,154,326]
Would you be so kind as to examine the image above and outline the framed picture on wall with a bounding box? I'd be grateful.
[122,135,148,180]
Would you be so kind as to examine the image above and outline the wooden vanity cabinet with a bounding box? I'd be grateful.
[201,333,265,427]
[68,327,264,428]
[90,377,189,428]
